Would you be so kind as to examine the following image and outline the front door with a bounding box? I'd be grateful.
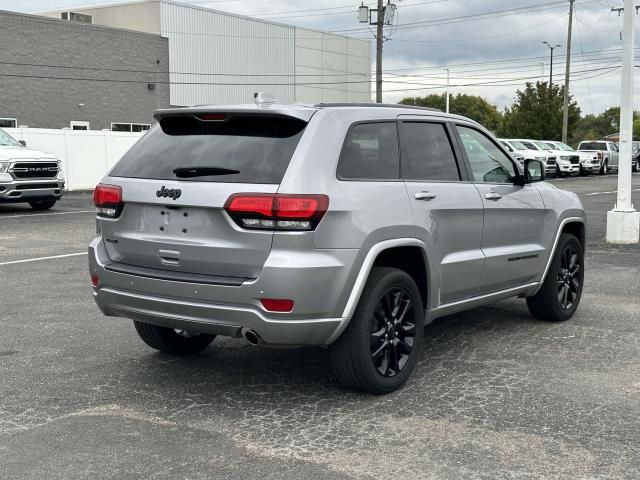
[454,125,547,295]
[399,119,485,305]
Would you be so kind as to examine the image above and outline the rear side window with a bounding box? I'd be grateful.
[400,122,460,181]
[337,122,400,180]
[109,114,307,183]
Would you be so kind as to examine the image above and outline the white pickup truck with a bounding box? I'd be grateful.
[576,140,619,175]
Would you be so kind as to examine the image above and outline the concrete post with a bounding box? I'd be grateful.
[606,0,640,243]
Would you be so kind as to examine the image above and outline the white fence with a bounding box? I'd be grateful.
[6,128,144,191]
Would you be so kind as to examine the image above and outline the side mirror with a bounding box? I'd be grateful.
[18,140,27,147]
[524,159,545,183]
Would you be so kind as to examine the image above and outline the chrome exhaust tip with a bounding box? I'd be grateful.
[241,328,260,345]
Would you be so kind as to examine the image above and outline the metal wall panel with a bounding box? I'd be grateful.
[160,0,295,106]
[294,28,372,104]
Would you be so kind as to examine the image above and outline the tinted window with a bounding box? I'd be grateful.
[400,122,460,181]
[457,126,516,183]
[337,122,400,180]
[579,142,606,151]
[110,115,307,184]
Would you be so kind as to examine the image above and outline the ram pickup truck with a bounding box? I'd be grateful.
[544,141,594,176]
[0,128,64,210]
[577,140,619,175]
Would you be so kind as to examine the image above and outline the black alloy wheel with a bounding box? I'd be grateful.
[556,244,581,310]
[330,267,424,394]
[370,287,416,377]
[527,233,584,322]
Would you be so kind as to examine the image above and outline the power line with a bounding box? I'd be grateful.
[0,49,629,81]
[331,0,602,34]
[0,60,369,78]
[380,47,634,73]
[383,65,622,92]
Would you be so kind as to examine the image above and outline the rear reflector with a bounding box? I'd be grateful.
[260,298,294,312]
[91,275,99,287]
[93,184,123,218]
[224,193,329,231]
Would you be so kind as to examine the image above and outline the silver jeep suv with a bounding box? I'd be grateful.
[89,102,586,394]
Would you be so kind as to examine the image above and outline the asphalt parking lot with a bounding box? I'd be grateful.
[1,174,639,480]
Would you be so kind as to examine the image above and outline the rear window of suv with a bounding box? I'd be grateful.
[579,142,606,151]
[109,114,307,184]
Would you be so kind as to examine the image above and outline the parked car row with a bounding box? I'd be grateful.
[500,136,640,177]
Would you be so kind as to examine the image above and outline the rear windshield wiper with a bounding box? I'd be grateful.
[173,166,240,178]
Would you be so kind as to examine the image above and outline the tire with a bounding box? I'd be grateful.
[634,160,640,173]
[599,160,608,175]
[555,166,565,178]
[329,267,425,394]
[28,199,56,210]
[133,321,215,354]
[526,233,584,322]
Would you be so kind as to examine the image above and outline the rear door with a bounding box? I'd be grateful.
[100,112,309,280]
[399,118,485,305]
[453,125,547,294]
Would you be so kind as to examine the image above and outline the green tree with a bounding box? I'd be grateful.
[496,82,581,141]
[399,93,502,131]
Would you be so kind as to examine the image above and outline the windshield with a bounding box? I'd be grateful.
[0,128,20,147]
[533,141,552,151]
[554,142,574,151]
[507,140,528,150]
[521,141,538,150]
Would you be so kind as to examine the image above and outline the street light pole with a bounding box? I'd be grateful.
[606,0,640,243]
[542,41,561,86]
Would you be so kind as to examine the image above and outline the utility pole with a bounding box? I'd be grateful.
[358,1,397,103]
[444,68,450,113]
[562,0,575,144]
[543,41,561,86]
[376,0,383,103]
[606,0,640,244]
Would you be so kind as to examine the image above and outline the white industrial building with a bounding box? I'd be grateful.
[42,0,372,106]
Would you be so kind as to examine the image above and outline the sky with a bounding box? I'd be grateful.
[1,0,637,115]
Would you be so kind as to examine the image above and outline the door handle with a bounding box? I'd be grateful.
[414,191,437,201]
[485,192,502,201]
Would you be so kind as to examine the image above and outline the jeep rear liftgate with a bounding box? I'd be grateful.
[96,112,308,279]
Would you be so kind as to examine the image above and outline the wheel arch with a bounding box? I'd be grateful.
[325,238,431,345]
[533,216,585,295]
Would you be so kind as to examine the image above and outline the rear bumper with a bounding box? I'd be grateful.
[89,237,358,345]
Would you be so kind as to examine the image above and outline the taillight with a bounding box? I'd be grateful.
[597,152,603,160]
[93,184,123,218]
[224,193,329,231]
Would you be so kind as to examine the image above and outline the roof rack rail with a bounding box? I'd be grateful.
[313,103,441,112]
